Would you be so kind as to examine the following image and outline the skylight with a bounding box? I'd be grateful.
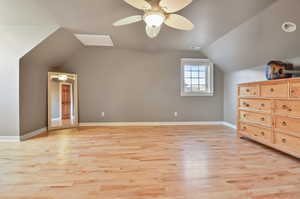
[74,34,114,47]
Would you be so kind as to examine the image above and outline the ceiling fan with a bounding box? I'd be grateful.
[113,0,194,38]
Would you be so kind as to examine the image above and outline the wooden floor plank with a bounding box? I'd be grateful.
[0,125,299,199]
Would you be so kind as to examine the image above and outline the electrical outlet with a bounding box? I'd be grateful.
[174,112,178,117]
[101,112,105,117]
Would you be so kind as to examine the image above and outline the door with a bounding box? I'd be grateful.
[61,84,71,120]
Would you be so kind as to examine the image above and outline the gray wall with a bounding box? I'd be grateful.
[62,48,224,123]
[19,28,82,136]
[224,57,300,125]
[0,25,58,137]
[223,66,265,125]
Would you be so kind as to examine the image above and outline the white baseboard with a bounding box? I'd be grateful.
[80,121,225,127]
[0,122,236,142]
[222,122,237,129]
[21,127,47,141]
[0,136,21,142]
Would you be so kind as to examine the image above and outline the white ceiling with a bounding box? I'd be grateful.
[0,0,57,26]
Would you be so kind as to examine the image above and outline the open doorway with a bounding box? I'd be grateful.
[48,72,78,130]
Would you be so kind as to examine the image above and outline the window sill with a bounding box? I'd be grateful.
[181,92,214,97]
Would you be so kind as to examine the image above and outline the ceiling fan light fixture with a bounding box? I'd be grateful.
[146,25,161,38]
[144,12,165,27]
[113,0,194,38]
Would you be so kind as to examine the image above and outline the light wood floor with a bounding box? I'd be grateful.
[51,118,75,127]
[1,125,300,199]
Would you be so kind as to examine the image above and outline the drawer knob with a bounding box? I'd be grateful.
[282,121,287,126]
[261,103,265,107]
[243,102,249,107]
[243,114,247,117]
[291,89,295,93]
[282,105,288,109]
[270,88,275,92]
[246,89,250,92]
[260,117,265,121]
[261,131,265,136]
[242,126,247,130]
[282,138,287,143]
[288,109,292,112]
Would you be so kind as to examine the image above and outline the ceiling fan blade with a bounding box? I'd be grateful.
[124,0,152,10]
[113,15,143,26]
[159,0,192,13]
[164,14,194,30]
[145,25,161,38]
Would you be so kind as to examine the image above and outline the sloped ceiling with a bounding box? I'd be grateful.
[5,0,300,72]
[21,28,83,67]
[203,0,300,71]
[37,0,275,52]
[1,0,276,50]
[0,26,58,59]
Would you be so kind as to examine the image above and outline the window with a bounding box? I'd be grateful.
[181,58,214,96]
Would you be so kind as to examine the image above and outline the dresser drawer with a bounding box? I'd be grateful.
[275,116,300,135]
[239,99,272,112]
[239,86,258,97]
[240,111,272,127]
[290,80,300,98]
[274,100,300,117]
[275,132,300,154]
[260,83,288,98]
[240,123,272,142]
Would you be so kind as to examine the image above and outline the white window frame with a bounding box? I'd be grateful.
[180,58,214,97]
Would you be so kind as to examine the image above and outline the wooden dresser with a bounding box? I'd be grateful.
[237,78,300,158]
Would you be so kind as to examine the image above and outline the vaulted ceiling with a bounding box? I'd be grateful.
[203,0,300,71]
[3,0,300,71]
